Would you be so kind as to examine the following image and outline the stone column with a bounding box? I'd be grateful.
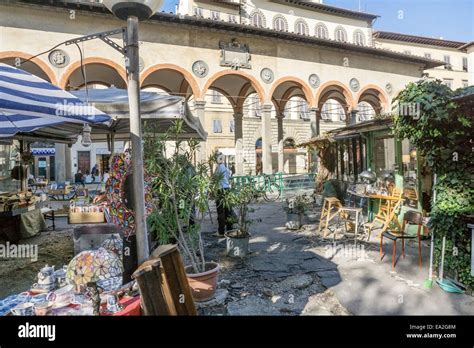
[54,144,65,182]
[310,107,320,137]
[350,109,359,125]
[65,145,72,182]
[194,100,207,162]
[234,110,244,175]
[261,104,273,174]
[276,113,284,173]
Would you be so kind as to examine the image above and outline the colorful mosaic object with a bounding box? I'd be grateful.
[100,235,123,258]
[105,149,152,237]
[66,248,123,286]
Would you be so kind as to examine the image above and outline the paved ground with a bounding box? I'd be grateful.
[25,193,474,315]
[199,198,474,315]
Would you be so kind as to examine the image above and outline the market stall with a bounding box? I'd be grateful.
[0,63,112,241]
[0,67,207,315]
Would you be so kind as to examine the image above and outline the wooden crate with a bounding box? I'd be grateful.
[68,211,105,224]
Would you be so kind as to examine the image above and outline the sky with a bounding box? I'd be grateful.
[161,0,473,42]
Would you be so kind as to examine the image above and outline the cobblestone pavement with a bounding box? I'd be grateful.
[197,200,474,315]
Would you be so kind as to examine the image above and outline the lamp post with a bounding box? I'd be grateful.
[103,0,163,264]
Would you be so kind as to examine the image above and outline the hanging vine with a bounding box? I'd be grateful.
[393,80,474,288]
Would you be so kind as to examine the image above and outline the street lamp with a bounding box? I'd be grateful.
[103,0,163,20]
[102,0,163,264]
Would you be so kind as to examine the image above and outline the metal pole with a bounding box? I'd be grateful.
[126,16,149,263]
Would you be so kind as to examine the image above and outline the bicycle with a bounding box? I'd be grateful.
[261,174,281,202]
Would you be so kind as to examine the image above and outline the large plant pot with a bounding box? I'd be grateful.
[286,212,303,230]
[225,230,250,258]
[185,262,220,302]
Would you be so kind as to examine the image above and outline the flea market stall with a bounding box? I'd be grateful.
[0,75,207,315]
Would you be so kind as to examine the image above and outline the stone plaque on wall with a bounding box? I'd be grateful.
[219,39,251,70]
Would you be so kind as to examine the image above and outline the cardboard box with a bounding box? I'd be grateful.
[68,211,105,224]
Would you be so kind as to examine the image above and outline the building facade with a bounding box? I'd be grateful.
[374,31,469,90]
[0,0,447,179]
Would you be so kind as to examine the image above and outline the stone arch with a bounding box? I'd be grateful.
[334,26,348,42]
[294,18,309,36]
[282,127,307,146]
[250,128,263,150]
[315,80,355,110]
[356,84,389,113]
[0,51,58,85]
[353,29,366,46]
[140,63,201,99]
[249,9,267,28]
[203,70,266,109]
[272,14,288,31]
[59,57,127,89]
[270,76,316,111]
[315,22,329,39]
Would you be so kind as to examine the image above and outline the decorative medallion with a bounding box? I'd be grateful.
[349,78,360,92]
[260,68,274,84]
[192,60,209,78]
[308,74,320,88]
[48,49,69,68]
[385,83,393,95]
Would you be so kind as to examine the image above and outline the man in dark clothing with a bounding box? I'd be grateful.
[214,152,233,236]
[74,170,84,186]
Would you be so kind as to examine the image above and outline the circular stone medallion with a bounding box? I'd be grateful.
[349,78,360,92]
[260,68,274,84]
[48,49,70,68]
[308,74,320,88]
[192,60,209,78]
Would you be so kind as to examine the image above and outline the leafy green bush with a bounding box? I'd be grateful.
[393,80,473,288]
[144,120,221,274]
[225,182,262,237]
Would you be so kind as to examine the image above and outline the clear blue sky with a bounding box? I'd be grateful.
[161,0,473,42]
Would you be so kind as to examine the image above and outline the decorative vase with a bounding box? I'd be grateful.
[225,230,250,258]
[185,262,220,302]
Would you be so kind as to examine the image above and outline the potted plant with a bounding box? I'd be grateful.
[224,182,262,258]
[144,120,222,302]
[284,194,311,230]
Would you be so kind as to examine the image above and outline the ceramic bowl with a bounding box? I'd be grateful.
[34,301,53,316]
[11,302,34,316]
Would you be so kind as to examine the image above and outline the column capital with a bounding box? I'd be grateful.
[233,111,244,120]
[350,109,359,115]
[309,107,319,113]
[262,103,273,112]
[275,112,285,120]
[194,100,206,109]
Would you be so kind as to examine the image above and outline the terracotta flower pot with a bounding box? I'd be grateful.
[185,262,220,302]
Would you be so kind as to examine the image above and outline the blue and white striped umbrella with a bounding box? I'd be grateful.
[0,63,111,140]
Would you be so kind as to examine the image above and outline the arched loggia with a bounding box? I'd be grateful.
[203,70,267,174]
[270,77,315,173]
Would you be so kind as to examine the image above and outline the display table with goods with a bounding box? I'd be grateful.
[0,191,49,241]
[0,234,141,316]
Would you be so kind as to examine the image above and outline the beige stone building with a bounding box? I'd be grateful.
[373,31,469,90]
[0,0,448,179]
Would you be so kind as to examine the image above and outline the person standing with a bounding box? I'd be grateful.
[214,152,233,237]
[74,169,84,186]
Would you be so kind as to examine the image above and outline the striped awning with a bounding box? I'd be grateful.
[31,148,55,156]
[0,63,111,140]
